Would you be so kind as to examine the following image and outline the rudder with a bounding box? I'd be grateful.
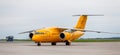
[74,15,87,29]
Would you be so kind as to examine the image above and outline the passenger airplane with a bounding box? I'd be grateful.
[19,15,120,46]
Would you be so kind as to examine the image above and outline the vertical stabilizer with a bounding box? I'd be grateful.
[74,15,87,29]
[74,14,103,29]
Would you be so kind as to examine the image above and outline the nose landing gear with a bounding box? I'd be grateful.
[37,42,41,46]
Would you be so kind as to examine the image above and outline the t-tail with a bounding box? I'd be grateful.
[73,14,104,29]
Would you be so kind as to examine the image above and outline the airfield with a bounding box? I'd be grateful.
[0,41,120,55]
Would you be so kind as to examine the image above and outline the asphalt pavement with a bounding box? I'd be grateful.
[0,41,120,55]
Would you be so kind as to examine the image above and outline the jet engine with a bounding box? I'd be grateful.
[59,32,71,41]
[59,31,84,41]
[29,33,33,39]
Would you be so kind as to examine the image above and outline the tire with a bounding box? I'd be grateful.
[51,42,56,45]
[66,42,71,45]
[37,43,41,46]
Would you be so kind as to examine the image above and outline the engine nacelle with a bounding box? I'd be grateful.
[59,32,72,41]
[29,33,33,39]
[59,31,84,41]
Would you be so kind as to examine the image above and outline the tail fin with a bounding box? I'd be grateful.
[73,14,103,29]
[74,15,87,29]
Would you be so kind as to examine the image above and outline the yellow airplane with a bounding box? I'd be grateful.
[19,15,120,46]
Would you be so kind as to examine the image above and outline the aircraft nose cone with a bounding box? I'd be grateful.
[32,36,36,41]
[32,36,40,42]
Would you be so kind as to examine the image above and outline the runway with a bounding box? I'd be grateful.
[0,41,120,55]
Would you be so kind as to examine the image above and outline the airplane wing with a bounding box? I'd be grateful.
[18,27,67,34]
[19,27,120,34]
[58,28,120,34]
[72,29,120,34]
[18,30,35,34]
[19,30,44,34]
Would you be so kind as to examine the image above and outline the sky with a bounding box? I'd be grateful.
[0,0,120,39]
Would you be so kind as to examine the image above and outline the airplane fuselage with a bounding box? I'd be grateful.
[32,27,84,43]
[20,15,103,46]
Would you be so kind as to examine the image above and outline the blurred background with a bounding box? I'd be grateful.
[0,0,120,39]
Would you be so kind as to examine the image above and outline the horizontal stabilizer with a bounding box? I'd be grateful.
[72,14,104,16]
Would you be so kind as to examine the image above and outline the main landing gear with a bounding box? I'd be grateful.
[66,41,71,45]
[36,42,71,46]
[37,42,41,46]
[51,42,56,45]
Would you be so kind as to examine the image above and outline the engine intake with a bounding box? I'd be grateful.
[60,33,65,39]
[59,32,71,40]
[29,33,33,39]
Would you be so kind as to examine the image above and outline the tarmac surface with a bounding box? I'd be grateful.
[0,41,120,55]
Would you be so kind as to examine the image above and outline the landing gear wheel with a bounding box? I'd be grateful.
[51,42,56,45]
[37,43,41,46]
[66,42,71,46]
